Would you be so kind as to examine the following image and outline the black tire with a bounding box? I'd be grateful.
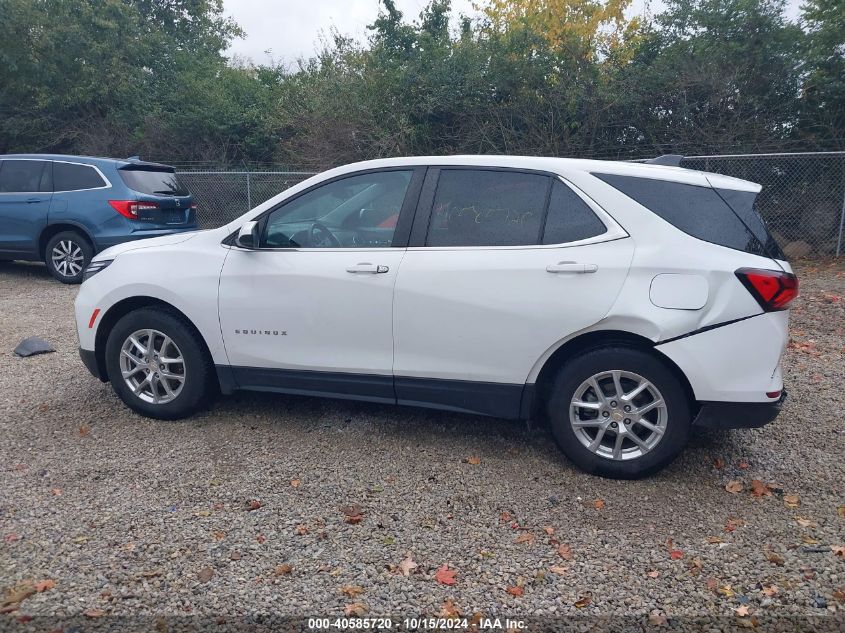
[44,230,92,284]
[104,308,215,420]
[547,346,692,479]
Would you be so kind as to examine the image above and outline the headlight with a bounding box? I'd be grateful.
[82,259,114,281]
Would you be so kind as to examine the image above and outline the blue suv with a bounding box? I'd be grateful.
[0,155,198,283]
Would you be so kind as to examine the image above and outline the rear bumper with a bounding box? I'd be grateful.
[693,391,786,430]
[95,226,198,251]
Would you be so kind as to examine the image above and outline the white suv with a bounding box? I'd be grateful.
[75,156,796,478]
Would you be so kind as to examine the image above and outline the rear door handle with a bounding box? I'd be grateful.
[346,262,389,274]
[26,197,43,204]
[546,261,598,274]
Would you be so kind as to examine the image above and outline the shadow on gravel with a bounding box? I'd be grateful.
[0,260,52,280]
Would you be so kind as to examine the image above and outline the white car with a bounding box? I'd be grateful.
[75,156,796,478]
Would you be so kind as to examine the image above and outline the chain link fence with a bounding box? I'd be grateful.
[177,151,845,256]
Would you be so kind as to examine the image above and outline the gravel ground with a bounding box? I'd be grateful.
[1,258,844,630]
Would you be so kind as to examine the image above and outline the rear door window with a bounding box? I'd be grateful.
[119,169,188,196]
[426,169,548,247]
[0,160,50,192]
[54,162,107,191]
[542,180,607,244]
[594,173,774,257]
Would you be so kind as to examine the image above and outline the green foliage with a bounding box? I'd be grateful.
[0,0,841,164]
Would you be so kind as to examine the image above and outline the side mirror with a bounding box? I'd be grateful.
[235,221,259,249]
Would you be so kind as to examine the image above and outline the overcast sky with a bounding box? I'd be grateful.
[222,0,804,66]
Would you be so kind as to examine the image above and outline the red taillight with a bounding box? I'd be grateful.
[108,200,159,219]
[735,268,798,311]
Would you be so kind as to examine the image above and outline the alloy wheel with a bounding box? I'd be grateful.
[569,370,668,461]
[119,329,186,404]
[50,240,85,277]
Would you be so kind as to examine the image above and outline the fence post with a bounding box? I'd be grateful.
[245,168,252,211]
[837,186,845,257]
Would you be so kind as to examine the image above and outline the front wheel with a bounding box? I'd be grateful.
[547,346,692,479]
[104,308,215,419]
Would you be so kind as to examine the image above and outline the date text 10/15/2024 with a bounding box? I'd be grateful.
[307,617,527,630]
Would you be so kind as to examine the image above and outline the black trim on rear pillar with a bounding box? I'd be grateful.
[693,391,786,430]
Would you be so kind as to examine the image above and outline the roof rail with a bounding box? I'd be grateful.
[646,154,684,166]
[125,155,141,161]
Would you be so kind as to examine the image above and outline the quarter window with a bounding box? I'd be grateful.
[542,180,607,244]
[426,170,548,247]
[54,162,107,191]
[594,173,775,257]
[262,170,413,248]
[0,160,50,193]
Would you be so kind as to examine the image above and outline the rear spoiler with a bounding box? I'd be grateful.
[645,154,684,167]
[119,160,176,172]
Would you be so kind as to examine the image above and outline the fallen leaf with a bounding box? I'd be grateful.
[500,511,511,522]
[466,456,481,465]
[574,594,592,608]
[713,458,725,470]
[647,570,660,578]
[1,584,36,609]
[83,608,106,618]
[794,516,817,528]
[345,514,364,525]
[341,585,364,597]
[290,479,301,488]
[725,480,743,494]
[211,530,226,541]
[344,603,367,616]
[738,461,750,470]
[212,502,224,511]
[506,585,524,597]
[803,536,820,545]
[838,507,845,517]
[648,609,668,626]
[198,567,214,583]
[766,550,785,566]
[295,525,308,535]
[557,544,573,560]
[832,588,845,603]
[341,504,364,524]
[783,494,800,508]
[4,534,19,544]
[79,425,90,437]
[725,517,746,533]
[670,550,684,560]
[751,480,773,497]
[398,556,418,577]
[435,565,457,586]
[761,585,779,597]
[50,488,62,496]
[33,580,55,593]
[706,577,718,592]
[274,564,292,576]
[707,536,725,544]
[439,600,461,618]
[246,499,262,511]
[549,565,567,575]
[591,499,605,510]
[735,605,750,617]
[515,532,535,545]
[229,551,242,561]
[543,526,555,536]
[255,534,266,544]
[832,545,845,558]
[718,585,736,598]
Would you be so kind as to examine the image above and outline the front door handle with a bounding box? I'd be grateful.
[26,197,43,204]
[546,261,598,274]
[346,262,389,274]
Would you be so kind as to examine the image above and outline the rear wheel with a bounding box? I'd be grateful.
[104,308,215,419]
[547,346,692,479]
[45,231,92,284]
